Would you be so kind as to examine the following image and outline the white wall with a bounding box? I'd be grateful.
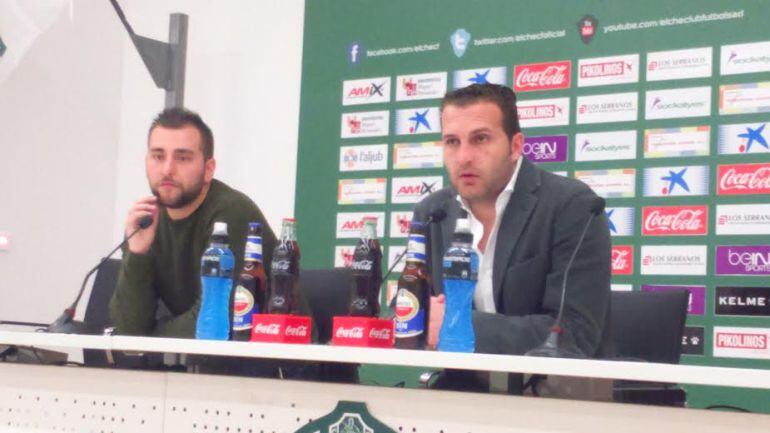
[0,0,304,323]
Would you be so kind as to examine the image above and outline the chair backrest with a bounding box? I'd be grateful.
[300,268,353,344]
[610,290,689,364]
[83,258,122,331]
[82,258,121,366]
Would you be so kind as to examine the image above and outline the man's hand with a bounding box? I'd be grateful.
[125,196,159,254]
[426,294,445,350]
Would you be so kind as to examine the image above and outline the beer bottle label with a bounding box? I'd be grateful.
[394,289,425,337]
[406,234,426,263]
[232,283,257,330]
[244,236,263,262]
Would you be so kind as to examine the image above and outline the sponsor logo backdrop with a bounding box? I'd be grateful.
[296,1,770,398]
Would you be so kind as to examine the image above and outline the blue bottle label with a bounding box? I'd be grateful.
[394,289,425,337]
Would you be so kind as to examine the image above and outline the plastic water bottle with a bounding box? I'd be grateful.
[438,210,478,353]
[196,222,235,340]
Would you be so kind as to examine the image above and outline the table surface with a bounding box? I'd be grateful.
[2,329,770,390]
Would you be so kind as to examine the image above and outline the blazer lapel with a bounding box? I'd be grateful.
[492,158,541,305]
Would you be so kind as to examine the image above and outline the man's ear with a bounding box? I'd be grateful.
[510,132,524,162]
[204,158,216,183]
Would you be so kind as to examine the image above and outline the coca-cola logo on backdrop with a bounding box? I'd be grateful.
[514,60,571,92]
[611,245,634,275]
[718,163,770,195]
[642,205,708,236]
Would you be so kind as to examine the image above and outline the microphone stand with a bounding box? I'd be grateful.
[47,216,153,334]
[525,199,605,358]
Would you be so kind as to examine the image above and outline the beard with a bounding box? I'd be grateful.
[151,177,205,209]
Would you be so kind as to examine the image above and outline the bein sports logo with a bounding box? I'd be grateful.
[522,135,567,162]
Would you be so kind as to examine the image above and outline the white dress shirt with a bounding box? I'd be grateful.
[456,157,523,313]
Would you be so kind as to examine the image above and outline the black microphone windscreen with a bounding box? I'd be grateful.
[429,208,447,223]
[589,196,606,216]
[138,215,154,229]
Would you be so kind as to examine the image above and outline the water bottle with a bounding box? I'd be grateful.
[438,210,478,353]
[196,221,235,340]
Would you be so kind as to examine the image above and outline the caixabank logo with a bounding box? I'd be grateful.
[453,66,507,88]
[395,107,440,135]
[643,165,709,197]
[718,122,769,154]
[605,207,634,237]
[513,60,571,92]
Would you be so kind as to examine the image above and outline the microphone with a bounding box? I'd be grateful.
[380,208,447,293]
[525,196,606,358]
[46,215,154,334]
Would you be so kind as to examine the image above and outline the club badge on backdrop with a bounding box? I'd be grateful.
[295,401,396,433]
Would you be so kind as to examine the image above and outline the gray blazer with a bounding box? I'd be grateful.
[413,157,611,357]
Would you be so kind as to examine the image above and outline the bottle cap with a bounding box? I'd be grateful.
[212,221,228,235]
[248,222,262,230]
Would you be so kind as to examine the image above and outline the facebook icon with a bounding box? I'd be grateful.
[347,42,362,64]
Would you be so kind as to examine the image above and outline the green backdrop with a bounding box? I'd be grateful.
[296,0,770,411]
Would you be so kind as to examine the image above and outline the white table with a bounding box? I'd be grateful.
[2,330,770,432]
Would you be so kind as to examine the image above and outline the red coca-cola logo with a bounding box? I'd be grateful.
[285,325,308,337]
[253,323,281,335]
[718,163,770,195]
[612,246,633,275]
[335,326,364,339]
[642,206,708,236]
[369,328,392,340]
[514,60,571,92]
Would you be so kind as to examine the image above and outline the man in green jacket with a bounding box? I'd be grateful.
[109,108,277,338]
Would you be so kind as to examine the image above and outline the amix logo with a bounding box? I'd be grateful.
[347,82,385,98]
[397,181,437,196]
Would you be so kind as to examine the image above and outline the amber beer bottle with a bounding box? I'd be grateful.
[394,221,431,349]
[231,222,268,341]
[348,217,383,317]
[266,218,301,314]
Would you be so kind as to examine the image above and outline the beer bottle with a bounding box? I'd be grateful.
[266,218,301,314]
[231,222,268,341]
[348,217,383,317]
[394,221,431,349]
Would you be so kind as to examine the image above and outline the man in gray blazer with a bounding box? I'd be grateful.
[414,84,611,390]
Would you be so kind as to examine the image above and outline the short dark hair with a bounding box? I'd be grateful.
[148,107,214,160]
[440,83,521,139]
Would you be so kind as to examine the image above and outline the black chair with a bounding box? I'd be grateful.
[300,268,359,383]
[609,290,689,406]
